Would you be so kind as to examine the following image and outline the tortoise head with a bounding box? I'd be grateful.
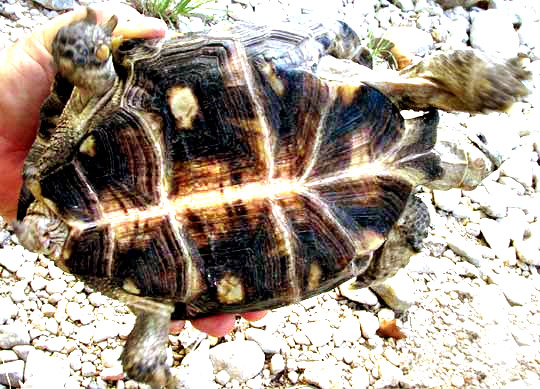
[52,7,119,95]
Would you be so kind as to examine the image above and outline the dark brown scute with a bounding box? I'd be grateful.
[40,162,99,222]
[77,110,161,211]
[114,217,184,297]
[316,176,412,237]
[309,86,403,180]
[64,224,112,276]
[259,66,330,180]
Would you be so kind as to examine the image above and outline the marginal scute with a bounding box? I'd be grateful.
[167,86,199,129]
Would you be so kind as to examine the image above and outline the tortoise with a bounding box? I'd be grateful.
[14,8,529,388]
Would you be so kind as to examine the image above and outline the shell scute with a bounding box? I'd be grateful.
[20,23,447,318]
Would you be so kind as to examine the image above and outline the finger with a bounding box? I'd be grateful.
[191,314,236,337]
[169,320,186,334]
[241,311,267,321]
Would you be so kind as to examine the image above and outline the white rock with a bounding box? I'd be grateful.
[519,19,540,50]
[392,0,415,12]
[302,362,342,389]
[81,361,97,377]
[65,301,81,322]
[334,317,361,344]
[514,238,540,266]
[176,340,216,389]
[270,353,285,374]
[87,292,106,307]
[101,347,122,368]
[490,273,534,306]
[24,349,70,389]
[500,155,534,188]
[0,324,31,348]
[433,188,462,213]
[209,341,264,382]
[0,246,25,273]
[511,326,536,346]
[376,359,404,388]
[303,321,332,346]
[370,269,416,311]
[292,331,310,345]
[41,303,57,317]
[339,279,379,305]
[93,320,119,343]
[351,0,378,16]
[387,26,434,68]
[0,360,24,387]
[46,279,67,295]
[45,317,59,336]
[44,335,67,352]
[357,311,380,339]
[383,347,401,366]
[479,218,510,254]
[10,283,27,303]
[472,284,510,324]
[407,254,454,274]
[351,367,370,389]
[30,276,47,291]
[215,369,231,385]
[470,9,520,58]
[0,296,18,324]
[446,234,486,267]
[245,328,283,354]
[0,349,18,362]
[76,325,94,345]
[12,345,34,361]
[68,349,82,371]
[16,261,35,280]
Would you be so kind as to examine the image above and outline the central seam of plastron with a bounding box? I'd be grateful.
[89,44,378,301]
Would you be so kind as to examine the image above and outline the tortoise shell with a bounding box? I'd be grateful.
[17,12,524,321]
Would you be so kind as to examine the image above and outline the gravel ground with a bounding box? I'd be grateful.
[1,0,539,388]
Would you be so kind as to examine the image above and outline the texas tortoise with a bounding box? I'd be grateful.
[15,8,529,388]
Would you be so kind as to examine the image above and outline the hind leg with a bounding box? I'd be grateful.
[362,50,530,113]
[399,50,530,112]
[354,194,430,287]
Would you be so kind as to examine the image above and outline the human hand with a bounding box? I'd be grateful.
[0,2,266,336]
[0,3,166,220]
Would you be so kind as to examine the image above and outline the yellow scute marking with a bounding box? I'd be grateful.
[307,263,322,291]
[338,84,361,106]
[122,278,141,295]
[167,86,199,129]
[79,135,97,157]
[217,273,245,304]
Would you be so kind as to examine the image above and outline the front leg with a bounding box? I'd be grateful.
[122,299,175,389]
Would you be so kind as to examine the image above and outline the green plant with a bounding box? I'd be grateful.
[366,31,398,69]
[133,0,217,24]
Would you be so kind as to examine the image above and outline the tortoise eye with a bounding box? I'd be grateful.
[96,44,110,62]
